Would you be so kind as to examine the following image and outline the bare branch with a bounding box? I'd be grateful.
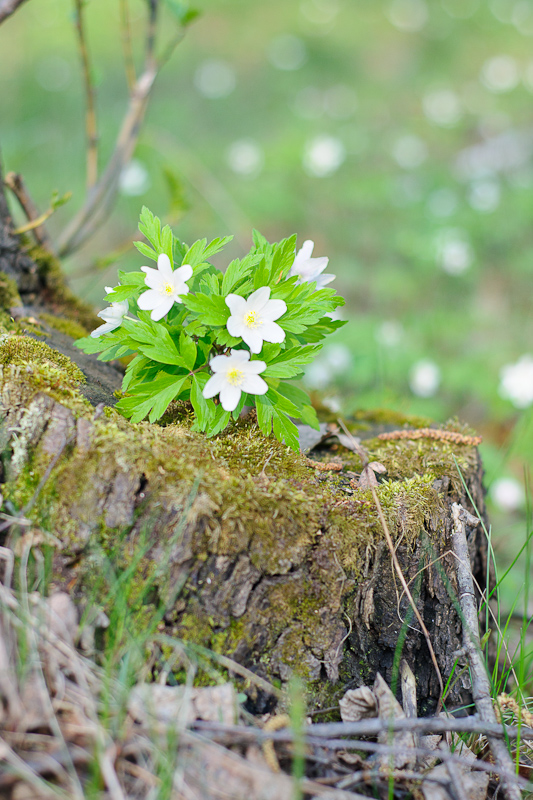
[119,0,136,93]
[0,0,30,24]
[4,172,54,250]
[452,503,523,800]
[56,65,157,257]
[73,0,99,189]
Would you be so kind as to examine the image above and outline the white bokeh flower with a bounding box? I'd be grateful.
[138,254,193,322]
[499,355,533,408]
[491,477,525,512]
[289,240,335,288]
[91,287,128,338]
[225,286,286,354]
[409,359,441,397]
[203,349,268,411]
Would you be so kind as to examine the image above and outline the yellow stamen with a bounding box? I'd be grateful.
[227,367,245,386]
[244,310,262,328]
[162,282,174,295]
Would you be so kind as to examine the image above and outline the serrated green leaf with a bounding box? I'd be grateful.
[263,345,321,379]
[182,293,229,326]
[134,241,158,262]
[104,285,137,302]
[205,405,231,437]
[221,253,262,295]
[200,272,221,295]
[179,332,197,370]
[122,319,185,366]
[272,412,299,451]
[116,372,189,424]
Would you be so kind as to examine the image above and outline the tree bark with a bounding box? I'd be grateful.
[0,154,489,715]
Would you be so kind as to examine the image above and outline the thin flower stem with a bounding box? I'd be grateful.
[119,0,136,94]
[73,0,99,190]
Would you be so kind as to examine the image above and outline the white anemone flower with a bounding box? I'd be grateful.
[499,355,533,408]
[138,253,193,321]
[289,240,335,288]
[203,349,268,411]
[225,286,286,354]
[91,287,128,338]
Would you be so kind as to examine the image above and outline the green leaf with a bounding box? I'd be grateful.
[190,373,214,432]
[116,373,188,424]
[272,412,299,451]
[163,0,200,26]
[263,345,321,379]
[222,253,262,295]
[104,285,137,302]
[276,383,320,430]
[200,272,222,295]
[182,293,230,327]
[118,270,147,287]
[122,319,185,366]
[179,332,197,370]
[255,393,300,450]
[134,241,158,262]
[205,404,231,437]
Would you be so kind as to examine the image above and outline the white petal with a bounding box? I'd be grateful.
[210,354,233,372]
[137,289,162,310]
[247,286,271,311]
[261,321,285,345]
[261,299,287,321]
[219,383,242,411]
[225,294,247,315]
[142,266,165,290]
[229,349,251,362]
[244,359,266,374]
[150,298,174,321]
[315,273,335,288]
[104,286,114,294]
[91,321,116,337]
[176,263,193,282]
[295,240,314,263]
[203,372,226,398]
[227,316,246,339]
[241,328,264,354]
[157,253,173,276]
[242,374,268,395]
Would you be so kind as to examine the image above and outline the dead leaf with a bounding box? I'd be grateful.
[339,686,377,722]
[374,673,416,770]
[128,682,237,727]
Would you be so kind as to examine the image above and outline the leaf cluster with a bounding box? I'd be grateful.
[76,208,345,449]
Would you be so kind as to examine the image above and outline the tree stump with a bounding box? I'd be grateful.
[0,172,488,714]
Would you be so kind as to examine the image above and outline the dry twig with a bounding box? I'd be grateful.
[452,502,523,800]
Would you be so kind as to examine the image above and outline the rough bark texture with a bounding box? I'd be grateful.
[0,163,489,714]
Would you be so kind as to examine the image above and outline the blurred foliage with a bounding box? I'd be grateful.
[1,0,533,595]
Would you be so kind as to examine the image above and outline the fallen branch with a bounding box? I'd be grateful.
[452,502,523,800]
[4,171,54,250]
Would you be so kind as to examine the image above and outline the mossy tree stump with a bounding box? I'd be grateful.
[0,324,488,714]
[0,175,488,713]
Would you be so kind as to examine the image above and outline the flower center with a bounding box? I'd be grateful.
[162,282,174,296]
[244,310,262,329]
[226,367,245,386]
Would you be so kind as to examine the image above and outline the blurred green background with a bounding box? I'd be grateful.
[1,0,532,600]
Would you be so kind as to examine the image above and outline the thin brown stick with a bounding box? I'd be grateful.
[4,171,54,250]
[119,0,136,93]
[145,0,158,69]
[452,503,522,800]
[0,0,30,24]
[57,64,156,257]
[73,0,98,189]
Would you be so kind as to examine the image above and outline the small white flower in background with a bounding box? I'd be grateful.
[499,355,533,408]
[203,349,268,411]
[409,359,441,398]
[375,320,404,348]
[225,286,287,354]
[303,135,346,177]
[491,477,525,512]
[138,254,193,322]
[289,240,335,288]
[91,288,128,338]
[435,228,473,275]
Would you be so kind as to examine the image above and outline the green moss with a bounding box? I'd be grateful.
[353,408,432,428]
[0,272,22,309]
[39,312,89,340]
[0,347,482,696]
[0,336,85,385]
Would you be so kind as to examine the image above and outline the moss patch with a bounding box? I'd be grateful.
[39,312,89,340]
[0,336,85,385]
[0,272,22,310]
